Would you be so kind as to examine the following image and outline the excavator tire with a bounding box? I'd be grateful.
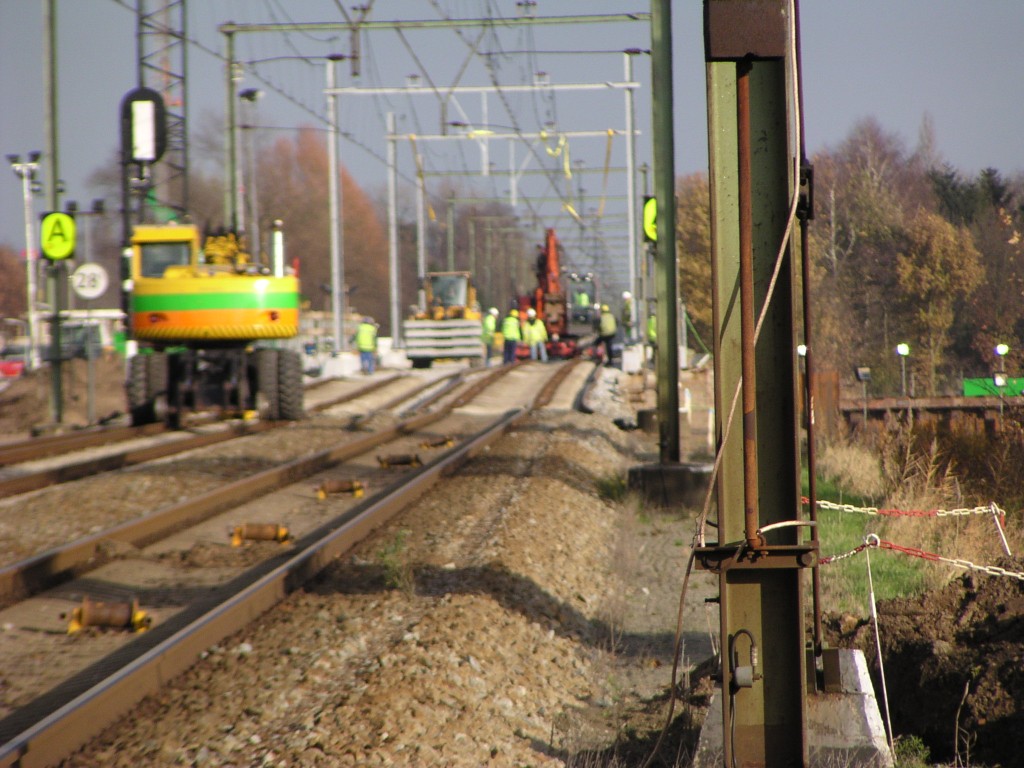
[276,350,304,421]
[255,348,280,419]
[127,352,169,426]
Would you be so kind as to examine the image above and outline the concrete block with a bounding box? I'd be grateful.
[627,461,713,508]
[637,407,657,433]
[692,649,893,767]
[621,344,644,373]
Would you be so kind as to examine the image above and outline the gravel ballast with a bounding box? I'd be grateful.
[58,367,714,767]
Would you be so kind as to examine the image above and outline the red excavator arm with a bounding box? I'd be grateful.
[534,228,567,338]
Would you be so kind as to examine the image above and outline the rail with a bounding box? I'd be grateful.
[0,359,579,767]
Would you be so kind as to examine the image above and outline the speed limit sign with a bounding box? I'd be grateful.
[70,263,109,300]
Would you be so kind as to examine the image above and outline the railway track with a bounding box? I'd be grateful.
[0,370,458,502]
[0,359,586,768]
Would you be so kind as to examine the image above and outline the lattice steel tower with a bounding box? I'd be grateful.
[136,0,188,219]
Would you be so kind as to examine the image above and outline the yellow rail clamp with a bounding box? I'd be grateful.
[64,597,151,634]
[421,435,454,449]
[377,453,421,469]
[315,478,365,500]
[230,523,290,547]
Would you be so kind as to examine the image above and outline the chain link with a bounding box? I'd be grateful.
[819,535,1024,581]
[807,497,1006,520]
[819,543,868,565]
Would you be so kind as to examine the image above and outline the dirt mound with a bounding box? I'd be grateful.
[825,561,1024,765]
[0,356,127,436]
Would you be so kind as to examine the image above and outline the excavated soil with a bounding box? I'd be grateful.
[825,561,1024,766]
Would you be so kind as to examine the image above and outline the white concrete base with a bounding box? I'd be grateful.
[301,336,416,381]
[693,649,893,767]
[302,351,364,379]
[621,344,644,373]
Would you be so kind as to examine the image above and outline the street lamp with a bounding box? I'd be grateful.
[855,366,872,427]
[896,343,910,397]
[7,151,43,370]
[995,343,1009,375]
[994,343,1010,416]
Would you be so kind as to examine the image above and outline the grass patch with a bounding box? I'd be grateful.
[376,529,415,594]
[893,734,931,768]
[596,473,628,503]
[810,471,933,615]
[809,424,1021,616]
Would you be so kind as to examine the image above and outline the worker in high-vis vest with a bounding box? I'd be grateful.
[501,308,522,364]
[523,307,549,362]
[647,312,657,369]
[482,307,499,366]
[598,304,617,367]
[354,316,378,375]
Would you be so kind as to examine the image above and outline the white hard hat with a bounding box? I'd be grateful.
[489,307,499,316]
[527,308,536,318]
[622,291,632,300]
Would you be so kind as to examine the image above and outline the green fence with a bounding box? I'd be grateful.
[963,377,1024,397]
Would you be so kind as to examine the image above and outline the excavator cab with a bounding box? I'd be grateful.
[422,272,480,320]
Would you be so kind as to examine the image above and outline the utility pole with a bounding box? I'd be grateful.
[326,56,347,352]
[415,154,427,311]
[651,0,679,463]
[387,112,400,345]
[239,88,263,258]
[224,30,238,230]
[696,2,810,765]
[45,0,64,424]
[624,50,639,341]
[7,154,42,371]
[446,192,456,271]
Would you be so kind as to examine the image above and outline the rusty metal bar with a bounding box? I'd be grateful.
[737,59,761,551]
[0,421,277,500]
[0,417,436,609]
[0,423,167,467]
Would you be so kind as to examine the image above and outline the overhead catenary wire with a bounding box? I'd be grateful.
[116,0,646,298]
[111,0,413,183]
[426,1,580,231]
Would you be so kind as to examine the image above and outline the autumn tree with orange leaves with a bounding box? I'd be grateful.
[255,128,390,332]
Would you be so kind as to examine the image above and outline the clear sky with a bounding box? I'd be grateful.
[2,1,1023,255]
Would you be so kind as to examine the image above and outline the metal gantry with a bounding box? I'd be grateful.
[220,12,650,349]
[137,0,188,219]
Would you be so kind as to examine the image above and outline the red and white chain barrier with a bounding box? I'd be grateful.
[820,534,1024,581]
[807,497,1013,558]
[805,497,1005,521]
